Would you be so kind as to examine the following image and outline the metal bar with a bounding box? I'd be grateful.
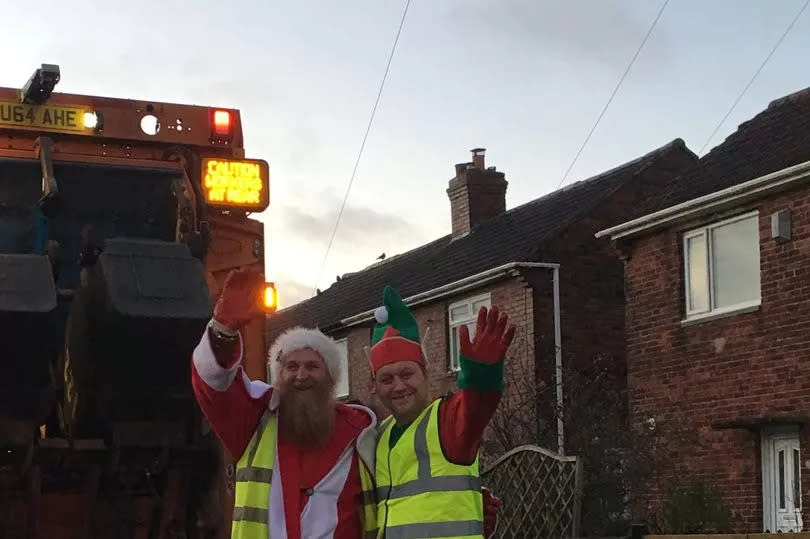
[553,266,564,455]
[572,458,584,539]
[82,466,101,539]
[156,466,188,539]
[36,137,57,196]
[25,465,41,539]
[0,148,186,172]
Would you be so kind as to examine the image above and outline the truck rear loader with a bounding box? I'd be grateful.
[0,64,272,538]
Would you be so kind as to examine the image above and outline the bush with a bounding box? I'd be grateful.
[660,478,734,533]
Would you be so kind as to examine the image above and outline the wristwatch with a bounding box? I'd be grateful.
[209,318,238,343]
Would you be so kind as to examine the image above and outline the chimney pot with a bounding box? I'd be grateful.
[471,147,486,169]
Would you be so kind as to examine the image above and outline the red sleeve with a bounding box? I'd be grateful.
[438,389,502,465]
[191,327,272,460]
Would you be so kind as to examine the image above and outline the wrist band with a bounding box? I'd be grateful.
[210,318,238,338]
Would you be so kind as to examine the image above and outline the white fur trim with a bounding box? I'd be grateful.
[240,370,272,400]
[192,325,242,391]
[267,327,343,387]
[348,404,379,473]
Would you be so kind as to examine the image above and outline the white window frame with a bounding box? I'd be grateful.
[447,293,491,372]
[683,211,761,320]
[335,338,350,398]
[762,426,803,532]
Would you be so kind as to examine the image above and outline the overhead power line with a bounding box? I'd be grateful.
[312,0,412,297]
[698,0,810,155]
[556,0,670,190]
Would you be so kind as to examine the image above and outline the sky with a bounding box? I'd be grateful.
[3,0,810,308]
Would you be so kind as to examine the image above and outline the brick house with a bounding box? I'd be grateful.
[597,87,810,533]
[269,143,696,533]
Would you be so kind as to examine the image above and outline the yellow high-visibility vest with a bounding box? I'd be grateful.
[376,399,484,539]
[232,408,378,538]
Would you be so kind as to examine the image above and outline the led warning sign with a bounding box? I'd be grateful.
[202,158,269,211]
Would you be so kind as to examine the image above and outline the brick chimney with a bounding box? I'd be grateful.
[447,148,507,237]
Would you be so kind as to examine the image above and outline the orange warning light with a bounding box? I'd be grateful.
[263,283,277,313]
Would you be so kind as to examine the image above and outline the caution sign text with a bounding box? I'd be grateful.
[202,158,269,211]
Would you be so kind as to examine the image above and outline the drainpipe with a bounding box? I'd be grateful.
[553,266,563,455]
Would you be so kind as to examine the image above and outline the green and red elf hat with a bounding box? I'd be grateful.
[370,285,426,374]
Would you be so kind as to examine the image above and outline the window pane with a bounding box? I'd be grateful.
[712,216,760,308]
[780,450,786,509]
[686,234,709,312]
[336,340,349,397]
[465,322,477,342]
[450,304,470,322]
[472,297,491,313]
[794,449,801,508]
[450,327,461,370]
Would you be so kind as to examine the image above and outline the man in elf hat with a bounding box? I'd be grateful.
[191,269,378,539]
[370,285,515,538]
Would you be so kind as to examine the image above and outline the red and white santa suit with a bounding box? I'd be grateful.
[192,325,376,539]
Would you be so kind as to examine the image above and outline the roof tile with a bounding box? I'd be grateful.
[650,86,810,211]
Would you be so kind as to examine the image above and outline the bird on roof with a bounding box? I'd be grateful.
[377,253,386,260]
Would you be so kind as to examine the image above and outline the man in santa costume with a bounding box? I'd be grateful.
[191,269,378,539]
[370,285,514,538]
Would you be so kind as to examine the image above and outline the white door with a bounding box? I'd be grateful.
[763,429,803,532]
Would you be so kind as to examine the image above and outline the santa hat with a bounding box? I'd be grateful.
[370,286,426,374]
[267,327,344,386]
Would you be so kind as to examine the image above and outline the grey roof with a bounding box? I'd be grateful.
[650,87,810,211]
[271,139,690,332]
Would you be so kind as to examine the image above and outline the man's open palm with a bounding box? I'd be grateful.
[213,269,264,331]
[459,305,516,364]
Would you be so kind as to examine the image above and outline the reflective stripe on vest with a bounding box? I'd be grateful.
[359,460,379,539]
[232,407,379,539]
[232,409,275,539]
[376,399,484,539]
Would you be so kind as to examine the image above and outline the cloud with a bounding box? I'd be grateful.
[274,200,418,248]
[275,275,314,308]
[447,0,669,72]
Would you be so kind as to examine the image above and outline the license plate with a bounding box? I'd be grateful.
[0,100,87,132]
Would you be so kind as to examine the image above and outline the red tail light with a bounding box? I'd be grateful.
[212,110,231,137]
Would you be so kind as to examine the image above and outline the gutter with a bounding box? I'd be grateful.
[339,261,567,455]
[595,159,810,240]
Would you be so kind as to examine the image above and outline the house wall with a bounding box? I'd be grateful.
[535,146,696,447]
[622,183,810,531]
[531,148,697,534]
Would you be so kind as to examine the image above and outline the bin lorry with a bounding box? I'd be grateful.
[0,64,273,538]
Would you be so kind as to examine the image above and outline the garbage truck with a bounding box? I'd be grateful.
[0,64,273,538]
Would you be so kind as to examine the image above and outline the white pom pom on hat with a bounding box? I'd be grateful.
[267,327,344,386]
[374,306,389,324]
